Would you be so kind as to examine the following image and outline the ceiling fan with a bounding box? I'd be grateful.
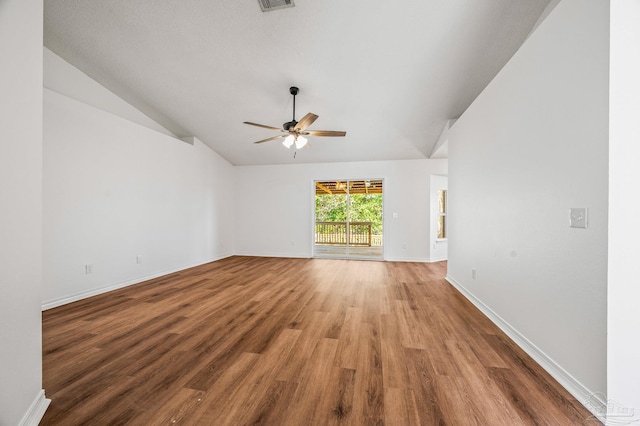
[243,86,346,149]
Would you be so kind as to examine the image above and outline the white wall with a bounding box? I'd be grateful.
[43,88,235,308]
[44,47,175,137]
[608,0,640,416]
[447,0,608,408]
[234,159,447,261]
[0,0,49,425]
[429,175,448,261]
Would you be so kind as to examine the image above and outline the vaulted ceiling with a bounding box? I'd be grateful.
[44,0,552,166]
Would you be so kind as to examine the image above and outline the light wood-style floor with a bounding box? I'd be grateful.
[42,256,598,425]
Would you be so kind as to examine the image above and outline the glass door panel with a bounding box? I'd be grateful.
[314,179,383,260]
[314,182,348,258]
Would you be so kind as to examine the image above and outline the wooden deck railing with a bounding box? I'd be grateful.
[315,222,374,246]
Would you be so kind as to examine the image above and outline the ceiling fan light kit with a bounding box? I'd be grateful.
[243,86,346,153]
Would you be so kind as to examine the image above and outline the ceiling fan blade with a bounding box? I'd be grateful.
[303,130,347,137]
[253,134,288,144]
[243,121,283,131]
[294,113,319,131]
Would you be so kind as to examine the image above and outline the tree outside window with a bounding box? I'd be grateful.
[437,189,447,239]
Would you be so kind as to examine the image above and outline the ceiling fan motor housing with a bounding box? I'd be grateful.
[283,120,298,131]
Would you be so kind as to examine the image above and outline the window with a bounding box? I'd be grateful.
[437,189,447,239]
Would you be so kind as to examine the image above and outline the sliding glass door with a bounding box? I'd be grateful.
[314,179,383,260]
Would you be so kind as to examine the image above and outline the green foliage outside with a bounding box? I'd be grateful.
[315,193,383,234]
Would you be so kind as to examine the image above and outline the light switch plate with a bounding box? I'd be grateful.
[570,208,588,228]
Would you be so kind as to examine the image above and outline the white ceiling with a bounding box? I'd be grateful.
[44,0,551,166]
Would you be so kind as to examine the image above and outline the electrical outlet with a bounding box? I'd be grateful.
[136,256,142,264]
[85,264,93,274]
[471,269,476,280]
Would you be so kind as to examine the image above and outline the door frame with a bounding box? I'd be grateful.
[311,178,385,260]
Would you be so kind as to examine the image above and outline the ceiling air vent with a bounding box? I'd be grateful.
[258,0,294,12]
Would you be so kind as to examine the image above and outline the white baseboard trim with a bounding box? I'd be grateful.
[445,274,606,420]
[234,251,311,259]
[384,256,430,263]
[383,257,447,263]
[42,254,233,310]
[19,389,50,426]
[233,252,446,264]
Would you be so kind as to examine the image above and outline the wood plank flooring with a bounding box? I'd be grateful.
[42,256,599,425]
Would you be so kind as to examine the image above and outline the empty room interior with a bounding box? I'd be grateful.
[2,0,639,424]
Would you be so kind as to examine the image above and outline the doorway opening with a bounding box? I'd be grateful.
[314,179,383,260]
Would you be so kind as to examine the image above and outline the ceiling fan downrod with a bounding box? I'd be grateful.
[284,86,299,131]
